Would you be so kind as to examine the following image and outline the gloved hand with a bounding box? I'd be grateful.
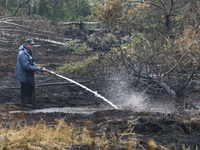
[37,66,45,72]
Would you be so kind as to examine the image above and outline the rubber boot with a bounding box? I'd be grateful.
[32,96,35,108]
[27,97,32,104]
[20,98,27,108]
[27,97,35,108]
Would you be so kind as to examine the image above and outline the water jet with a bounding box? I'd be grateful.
[43,68,119,109]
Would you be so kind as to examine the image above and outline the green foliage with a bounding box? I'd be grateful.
[1,0,91,22]
[68,41,92,54]
[58,49,122,76]
[101,33,119,49]
[0,0,17,7]
[59,47,126,77]
[39,0,91,21]
[59,54,99,75]
[139,10,167,35]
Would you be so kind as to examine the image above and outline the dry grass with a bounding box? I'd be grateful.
[0,118,197,150]
[0,119,130,150]
[0,119,94,150]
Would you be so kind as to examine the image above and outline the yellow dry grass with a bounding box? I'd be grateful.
[0,118,197,150]
[0,119,94,150]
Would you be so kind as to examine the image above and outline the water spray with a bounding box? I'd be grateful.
[43,68,119,109]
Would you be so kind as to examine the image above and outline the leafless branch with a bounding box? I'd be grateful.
[14,0,31,16]
[128,0,164,11]
[176,71,194,95]
[162,25,200,79]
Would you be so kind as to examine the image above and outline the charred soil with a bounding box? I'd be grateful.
[0,16,200,149]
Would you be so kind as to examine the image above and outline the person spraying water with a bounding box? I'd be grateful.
[41,68,119,109]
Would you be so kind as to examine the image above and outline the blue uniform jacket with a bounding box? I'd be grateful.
[14,44,38,83]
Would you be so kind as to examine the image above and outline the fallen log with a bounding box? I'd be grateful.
[0,21,55,35]
[60,22,100,25]
[155,80,176,96]
[34,38,67,45]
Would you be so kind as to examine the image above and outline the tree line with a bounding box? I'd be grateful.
[0,0,91,21]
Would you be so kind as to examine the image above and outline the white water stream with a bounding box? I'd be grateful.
[46,69,119,109]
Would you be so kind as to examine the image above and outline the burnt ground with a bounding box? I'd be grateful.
[0,16,200,149]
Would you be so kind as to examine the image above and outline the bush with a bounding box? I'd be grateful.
[68,41,92,54]
[59,54,99,75]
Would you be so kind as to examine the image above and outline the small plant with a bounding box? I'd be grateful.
[59,54,99,75]
[68,41,92,54]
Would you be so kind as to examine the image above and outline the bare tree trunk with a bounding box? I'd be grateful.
[36,0,40,14]
[17,0,20,7]
[30,0,34,15]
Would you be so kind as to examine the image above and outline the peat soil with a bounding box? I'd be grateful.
[0,16,200,149]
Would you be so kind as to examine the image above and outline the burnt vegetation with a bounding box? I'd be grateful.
[0,0,200,149]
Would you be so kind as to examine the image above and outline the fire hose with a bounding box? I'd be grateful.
[43,68,119,109]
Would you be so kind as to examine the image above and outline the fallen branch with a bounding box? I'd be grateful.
[154,79,176,96]
[34,38,67,45]
[60,22,100,25]
[0,21,56,35]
